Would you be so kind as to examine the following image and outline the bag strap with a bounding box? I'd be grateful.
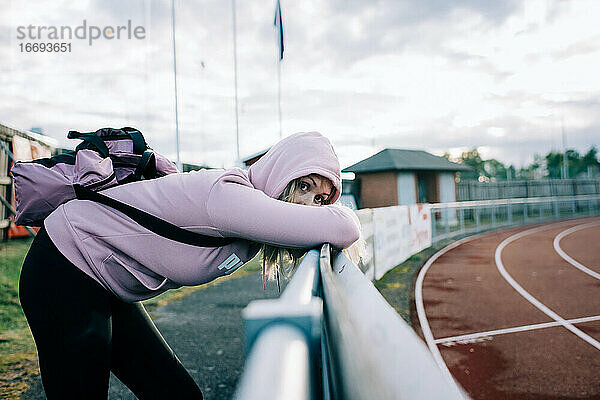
[73,184,234,248]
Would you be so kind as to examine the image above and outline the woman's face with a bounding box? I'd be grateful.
[291,174,334,206]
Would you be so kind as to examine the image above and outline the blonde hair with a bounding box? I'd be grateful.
[260,177,364,291]
[260,178,307,290]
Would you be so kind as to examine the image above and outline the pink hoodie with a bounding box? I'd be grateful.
[44,132,360,302]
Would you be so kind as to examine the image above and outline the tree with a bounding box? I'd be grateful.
[458,148,485,180]
[484,159,507,180]
[449,145,599,181]
[545,151,562,178]
[507,165,516,180]
[544,147,598,178]
[581,146,599,177]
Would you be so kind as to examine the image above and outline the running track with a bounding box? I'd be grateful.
[415,217,600,399]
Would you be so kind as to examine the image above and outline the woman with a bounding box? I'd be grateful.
[19,131,360,399]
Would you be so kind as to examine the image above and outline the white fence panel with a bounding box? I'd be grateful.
[372,206,410,279]
[356,204,433,281]
[408,204,432,254]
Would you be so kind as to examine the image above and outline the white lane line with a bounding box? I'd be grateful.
[415,220,576,376]
[553,222,600,280]
[415,231,498,386]
[496,224,600,351]
[435,314,600,345]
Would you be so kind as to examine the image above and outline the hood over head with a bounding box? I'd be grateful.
[248,131,342,204]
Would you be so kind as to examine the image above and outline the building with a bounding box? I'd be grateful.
[181,162,213,172]
[342,149,471,208]
[0,123,56,240]
[241,148,270,168]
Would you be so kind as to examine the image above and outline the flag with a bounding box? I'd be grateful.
[274,0,284,60]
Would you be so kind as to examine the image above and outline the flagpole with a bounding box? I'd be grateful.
[562,116,568,179]
[274,0,284,139]
[171,0,181,171]
[232,0,240,164]
[277,57,282,139]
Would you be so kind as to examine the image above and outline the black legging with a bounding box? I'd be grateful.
[18,228,203,399]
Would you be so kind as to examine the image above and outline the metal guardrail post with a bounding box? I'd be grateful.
[431,210,437,241]
[235,325,311,400]
[523,203,528,223]
[459,208,465,233]
[475,207,480,232]
[444,207,449,235]
[235,250,323,400]
[491,205,496,228]
[242,298,322,359]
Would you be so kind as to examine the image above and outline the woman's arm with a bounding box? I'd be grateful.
[206,173,360,249]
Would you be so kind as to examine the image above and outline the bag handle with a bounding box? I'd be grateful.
[69,132,110,158]
[121,127,147,154]
[73,184,235,248]
[69,128,148,156]
[135,150,157,180]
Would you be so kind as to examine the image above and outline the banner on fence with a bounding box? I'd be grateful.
[12,135,33,161]
[408,204,432,254]
[373,206,410,278]
[356,204,432,281]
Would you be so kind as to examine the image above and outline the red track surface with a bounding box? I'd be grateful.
[415,218,600,399]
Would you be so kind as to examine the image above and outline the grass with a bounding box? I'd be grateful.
[374,242,450,325]
[0,237,36,400]
[0,237,264,399]
[0,238,33,333]
[373,233,483,326]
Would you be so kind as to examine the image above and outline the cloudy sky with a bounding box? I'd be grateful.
[1,0,599,169]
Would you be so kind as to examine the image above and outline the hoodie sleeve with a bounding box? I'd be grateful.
[205,172,360,249]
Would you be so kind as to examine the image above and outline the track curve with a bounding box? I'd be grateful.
[415,217,600,399]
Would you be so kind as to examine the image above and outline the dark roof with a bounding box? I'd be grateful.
[182,162,214,172]
[342,148,471,173]
[241,148,270,163]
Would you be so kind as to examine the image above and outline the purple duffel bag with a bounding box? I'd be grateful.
[10,127,179,227]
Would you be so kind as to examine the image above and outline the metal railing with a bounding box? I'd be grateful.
[319,245,466,400]
[431,194,600,243]
[456,178,600,201]
[235,245,466,399]
[234,250,322,400]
